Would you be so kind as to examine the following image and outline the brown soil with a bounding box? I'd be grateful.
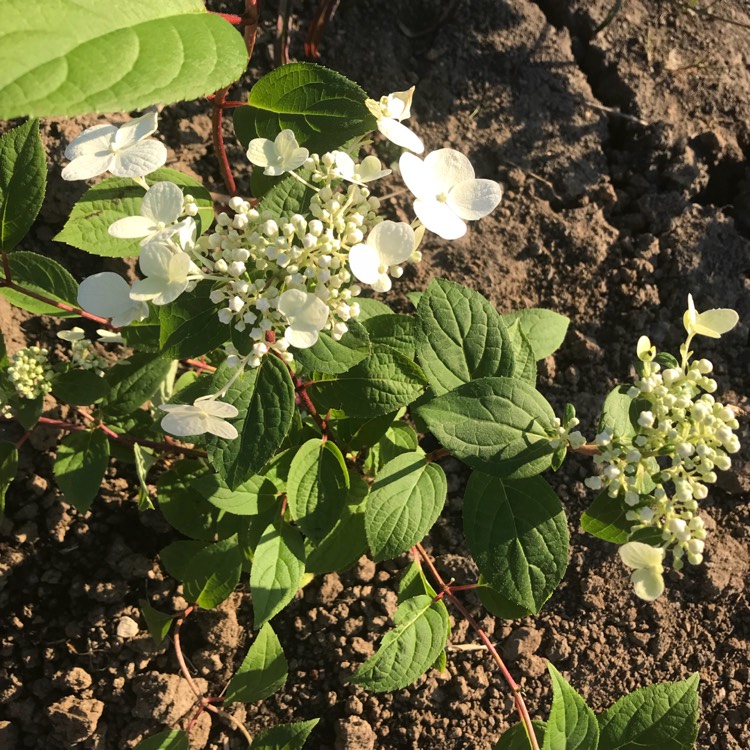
[1,1,749,748]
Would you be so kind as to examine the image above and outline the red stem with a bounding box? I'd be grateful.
[184,358,217,373]
[208,12,245,24]
[211,87,237,195]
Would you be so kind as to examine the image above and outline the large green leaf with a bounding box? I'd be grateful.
[0,1,248,119]
[159,285,225,360]
[205,357,295,490]
[183,536,244,610]
[103,352,172,418]
[51,369,110,406]
[0,251,78,316]
[349,594,449,692]
[249,719,319,750]
[506,319,537,384]
[293,321,370,375]
[597,674,699,750]
[0,119,46,252]
[416,376,557,478]
[501,308,570,360]
[543,664,599,750]
[463,472,568,614]
[56,168,213,258]
[0,442,19,515]
[362,314,419,360]
[193,472,278,516]
[417,279,515,395]
[225,622,288,704]
[365,452,446,562]
[54,430,110,512]
[233,62,375,154]
[254,168,317,214]
[598,385,649,439]
[363,421,420,476]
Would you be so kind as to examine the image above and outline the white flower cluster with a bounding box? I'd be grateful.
[7,346,52,400]
[57,328,109,375]
[549,415,586,450]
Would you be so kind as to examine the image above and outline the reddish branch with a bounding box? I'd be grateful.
[414,543,541,750]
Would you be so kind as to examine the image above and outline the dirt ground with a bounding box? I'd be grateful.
[1,0,749,748]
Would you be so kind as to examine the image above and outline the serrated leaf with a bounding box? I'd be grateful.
[183,535,244,609]
[0,251,78,316]
[463,472,568,614]
[597,674,699,750]
[250,521,306,628]
[349,594,449,692]
[225,622,288,704]
[502,308,570,360]
[363,421,420,476]
[507,319,537,384]
[254,168,317,212]
[54,430,110,513]
[206,356,295,490]
[495,721,547,750]
[477,576,533,620]
[417,278,515,396]
[0,1,248,119]
[293,321,370,375]
[416,376,556,478]
[138,599,175,646]
[103,352,172,418]
[366,452,446,562]
[543,663,599,750]
[134,729,189,750]
[56,168,213,258]
[51,369,110,406]
[287,439,349,544]
[362,314,419,359]
[193,472,278,516]
[0,119,46,251]
[0,442,19,515]
[249,719,319,750]
[233,62,374,154]
[581,491,633,544]
[355,298,393,321]
[310,348,427,418]
[159,285,226,360]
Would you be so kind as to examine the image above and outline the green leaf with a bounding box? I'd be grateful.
[333,411,397,454]
[416,278,515,396]
[287,439,350,544]
[0,251,78,316]
[355,298,393,321]
[495,721,547,750]
[581,491,633,544]
[254,168,317,213]
[502,308,570,360]
[183,536,244,609]
[233,62,375,154]
[138,599,175,646]
[0,329,6,365]
[54,430,110,513]
[363,421,420,476]
[293,321,370,375]
[193,472,278,516]
[506,319,537,384]
[103,352,173,418]
[362,314,419,359]
[206,357,295,490]
[159,285,226,360]
[0,119,46,251]
[157,461,240,541]
[366,452,446,562]
[250,521,306,628]
[349,594,449,692]
[599,385,648,439]
[133,443,155,510]
[12,394,43,429]
[0,1,248,119]
[463,472,568,614]
[56,168,213,258]
[134,730,189,750]
[477,576,533,620]
[598,674,700,750]
[225,622,288,704]
[160,539,208,581]
[249,719,320,750]
[543,663,599,750]
[51,369,109,406]
[0,442,19,515]
[310,348,427,418]
[416,377,556,478]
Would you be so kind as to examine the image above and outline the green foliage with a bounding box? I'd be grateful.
[225,622,288,704]
[362,314,419,360]
[53,430,110,512]
[139,599,175,646]
[159,286,227,360]
[494,722,546,750]
[506,319,537,384]
[0,119,46,252]
[0,0,248,119]
[501,308,570,360]
[51,369,110,406]
[581,491,633,544]
[598,385,647,438]
[249,719,320,750]
[183,535,244,609]
[0,442,19,515]
[0,251,79,316]
[194,472,278,516]
[293,322,371,374]
[363,421,420,476]
[103,353,173,418]
[134,729,189,750]
[544,663,599,750]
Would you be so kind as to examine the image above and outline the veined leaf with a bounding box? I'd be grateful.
[249,719,319,750]
[225,622,288,704]
[293,321,370,375]
[0,251,78,316]
[502,308,570,360]
[54,430,110,513]
[581,491,633,544]
[543,663,599,750]
[103,352,172,418]
[183,536,244,610]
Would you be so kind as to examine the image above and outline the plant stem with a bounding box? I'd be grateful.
[425,447,450,462]
[1,251,12,282]
[414,543,541,750]
[571,443,600,457]
[211,86,237,196]
[207,704,254,746]
[184,358,217,373]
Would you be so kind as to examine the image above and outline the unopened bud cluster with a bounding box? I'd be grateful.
[58,328,107,375]
[7,346,52,400]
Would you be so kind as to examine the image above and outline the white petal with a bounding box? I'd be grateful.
[368,220,415,266]
[448,178,503,220]
[154,279,188,306]
[113,112,159,150]
[61,153,116,181]
[108,215,156,239]
[111,140,167,178]
[384,87,415,120]
[205,416,239,440]
[694,308,739,338]
[358,155,391,182]
[301,294,330,330]
[78,272,133,318]
[168,252,192,283]
[246,138,275,168]
[139,244,172,279]
[285,326,319,349]
[424,149,475,195]
[278,288,307,317]
[198,400,239,419]
[142,181,184,224]
[399,152,433,201]
[631,569,665,601]
[275,129,302,160]
[413,198,467,240]
[335,151,356,179]
[619,541,664,570]
[348,243,381,285]
[65,124,117,160]
[378,118,424,153]
[371,274,392,293]
[130,277,167,302]
[110,300,148,327]
[161,406,208,437]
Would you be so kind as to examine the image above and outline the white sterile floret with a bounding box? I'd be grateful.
[348,221,415,293]
[246,130,309,176]
[160,399,239,439]
[400,149,503,240]
[78,272,149,327]
[97,330,125,344]
[277,289,330,348]
[619,541,666,601]
[130,244,193,306]
[334,152,391,184]
[62,111,167,181]
[108,182,185,244]
[683,293,739,339]
[365,86,424,153]
[57,327,86,342]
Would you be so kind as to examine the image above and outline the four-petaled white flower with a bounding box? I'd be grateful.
[108,182,185,244]
[78,272,149,327]
[400,149,503,240]
[277,289,330,348]
[683,293,739,339]
[334,152,391,184]
[348,221,415,293]
[130,244,193,306]
[62,112,167,181]
[160,398,239,439]
[619,541,665,601]
[365,86,424,154]
[246,130,309,176]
